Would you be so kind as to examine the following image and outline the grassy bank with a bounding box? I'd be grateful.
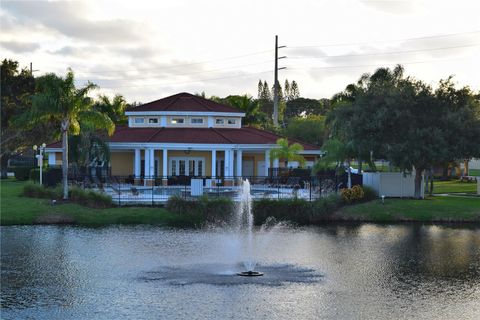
[336,196,480,222]
[0,180,201,227]
[433,179,477,194]
[2,180,479,226]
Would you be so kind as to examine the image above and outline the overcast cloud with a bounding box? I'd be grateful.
[1,0,479,102]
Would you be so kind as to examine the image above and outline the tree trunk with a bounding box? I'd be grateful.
[441,164,449,181]
[414,167,424,199]
[347,159,352,188]
[358,160,363,173]
[61,119,69,200]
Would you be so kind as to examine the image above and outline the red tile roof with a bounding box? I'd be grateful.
[107,126,319,150]
[127,92,244,113]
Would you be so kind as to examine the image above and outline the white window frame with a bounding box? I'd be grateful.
[134,117,145,124]
[148,117,159,124]
[227,118,236,125]
[171,117,185,124]
[215,118,224,125]
[190,118,204,125]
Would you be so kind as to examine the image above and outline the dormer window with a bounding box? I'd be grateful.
[148,118,159,124]
[134,117,145,124]
[227,119,236,125]
[191,118,204,124]
[171,118,185,124]
[215,118,224,125]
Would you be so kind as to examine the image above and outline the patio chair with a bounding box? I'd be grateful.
[131,187,139,196]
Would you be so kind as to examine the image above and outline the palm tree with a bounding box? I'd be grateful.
[269,138,305,168]
[31,69,114,199]
[94,94,128,125]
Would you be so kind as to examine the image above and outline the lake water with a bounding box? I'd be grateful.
[1,224,479,319]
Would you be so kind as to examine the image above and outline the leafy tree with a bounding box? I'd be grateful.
[284,115,326,147]
[330,64,480,198]
[94,94,128,125]
[29,69,115,199]
[222,95,267,126]
[314,138,356,188]
[1,60,36,176]
[269,138,305,168]
[290,81,300,100]
[285,98,322,120]
[284,79,291,100]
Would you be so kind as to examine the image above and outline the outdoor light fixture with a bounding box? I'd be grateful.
[381,195,385,204]
[33,143,47,186]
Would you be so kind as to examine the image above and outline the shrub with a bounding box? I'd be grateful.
[309,194,343,222]
[11,167,34,181]
[29,168,47,182]
[69,187,112,208]
[362,185,377,201]
[23,182,62,199]
[253,198,313,225]
[166,195,234,224]
[341,185,365,203]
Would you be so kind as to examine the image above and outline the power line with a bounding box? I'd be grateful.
[77,49,273,75]
[77,60,272,83]
[90,70,272,89]
[287,30,480,49]
[288,43,480,60]
[287,57,471,72]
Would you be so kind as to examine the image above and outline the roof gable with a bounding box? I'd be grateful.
[127,92,244,114]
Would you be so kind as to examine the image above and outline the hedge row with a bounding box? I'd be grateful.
[23,183,112,208]
[166,195,234,224]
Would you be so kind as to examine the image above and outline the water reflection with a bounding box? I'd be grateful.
[1,224,479,320]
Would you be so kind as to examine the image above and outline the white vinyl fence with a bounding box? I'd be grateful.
[363,172,424,198]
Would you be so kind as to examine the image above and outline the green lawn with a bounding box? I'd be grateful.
[433,179,478,194]
[0,180,200,227]
[337,196,480,222]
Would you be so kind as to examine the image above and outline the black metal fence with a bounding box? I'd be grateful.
[67,172,363,206]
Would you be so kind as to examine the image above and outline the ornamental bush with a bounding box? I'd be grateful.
[341,185,365,203]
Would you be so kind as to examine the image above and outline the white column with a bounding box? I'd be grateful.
[211,149,216,178]
[228,149,234,177]
[265,149,270,177]
[273,158,279,168]
[236,150,242,178]
[224,149,230,178]
[134,149,141,178]
[144,149,150,181]
[48,153,56,166]
[149,148,155,177]
[162,149,168,177]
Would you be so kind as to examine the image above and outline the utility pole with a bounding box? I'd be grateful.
[29,62,39,75]
[273,35,286,127]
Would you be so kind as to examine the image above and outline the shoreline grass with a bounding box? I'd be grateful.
[1,180,479,226]
[0,180,201,227]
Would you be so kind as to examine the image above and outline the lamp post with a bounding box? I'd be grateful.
[33,143,46,185]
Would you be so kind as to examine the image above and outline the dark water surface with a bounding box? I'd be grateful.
[1,224,479,319]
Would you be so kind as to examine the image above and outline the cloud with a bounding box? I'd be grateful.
[359,0,416,15]
[0,40,40,53]
[2,1,147,44]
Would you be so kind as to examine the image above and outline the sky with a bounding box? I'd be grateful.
[1,0,479,103]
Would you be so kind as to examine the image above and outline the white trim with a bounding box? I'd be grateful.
[125,111,245,117]
[107,142,321,154]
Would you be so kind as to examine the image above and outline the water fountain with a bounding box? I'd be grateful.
[235,179,264,277]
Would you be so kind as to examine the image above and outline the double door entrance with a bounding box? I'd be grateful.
[170,157,205,177]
